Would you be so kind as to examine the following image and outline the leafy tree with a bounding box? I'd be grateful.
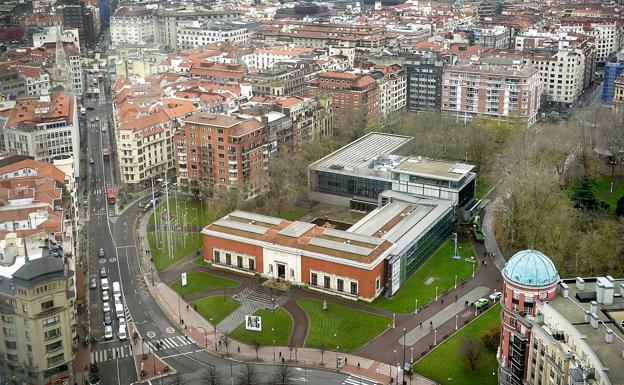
[616,196,624,217]
[571,178,605,211]
[481,329,500,352]
[459,337,483,372]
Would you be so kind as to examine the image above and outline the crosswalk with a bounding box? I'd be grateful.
[146,335,193,351]
[92,188,107,195]
[90,344,132,363]
[342,375,378,385]
[124,303,133,323]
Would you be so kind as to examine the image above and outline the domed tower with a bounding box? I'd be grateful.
[498,249,559,385]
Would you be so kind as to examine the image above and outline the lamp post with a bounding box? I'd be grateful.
[414,299,418,315]
[434,330,438,346]
[392,313,396,328]
[472,262,475,278]
[272,327,276,361]
[455,315,459,331]
[410,347,414,363]
[402,328,407,385]
[435,286,438,301]
[454,275,457,290]
[335,346,339,369]
[209,318,217,351]
[151,267,154,287]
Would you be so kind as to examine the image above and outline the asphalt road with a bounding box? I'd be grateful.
[82,73,355,385]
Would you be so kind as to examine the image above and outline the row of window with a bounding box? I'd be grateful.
[213,250,255,271]
[310,272,358,295]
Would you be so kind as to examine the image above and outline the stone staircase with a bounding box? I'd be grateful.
[217,280,291,333]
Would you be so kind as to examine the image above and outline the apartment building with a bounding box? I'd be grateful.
[498,249,624,385]
[372,65,406,125]
[174,113,267,199]
[246,61,321,97]
[403,55,445,111]
[252,47,315,70]
[525,49,586,107]
[2,92,80,178]
[32,27,80,49]
[441,63,541,125]
[176,21,253,50]
[188,62,245,85]
[270,95,333,148]
[56,0,98,48]
[308,71,380,130]
[613,73,624,109]
[0,69,27,97]
[110,7,155,47]
[0,158,77,385]
[560,18,623,63]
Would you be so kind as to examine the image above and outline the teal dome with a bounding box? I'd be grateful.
[503,249,559,287]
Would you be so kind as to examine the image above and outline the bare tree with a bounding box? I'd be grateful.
[236,364,260,385]
[171,372,184,385]
[459,337,483,372]
[270,365,293,385]
[203,367,221,385]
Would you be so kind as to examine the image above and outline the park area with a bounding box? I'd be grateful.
[371,239,477,313]
[297,298,390,353]
[413,304,501,385]
[229,309,292,346]
[192,296,240,324]
[170,271,239,296]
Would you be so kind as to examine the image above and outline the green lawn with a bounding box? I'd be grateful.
[148,198,214,228]
[192,256,208,266]
[171,271,239,296]
[229,309,292,346]
[297,299,390,353]
[413,304,501,385]
[603,179,624,214]
[192,296,240,324]
[371,240,477,314]
[147,232,203,271]
[278,206,310,221]
[569,176,624,214]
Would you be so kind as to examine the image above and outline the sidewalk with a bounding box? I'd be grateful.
[133,211,406,385]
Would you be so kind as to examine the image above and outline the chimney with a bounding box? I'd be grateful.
[584,310,591,323]
[590,313,599,329]
[605,328,614,344]
[560,282,569,298]
[590,301,598,315]
[576,277,585,291]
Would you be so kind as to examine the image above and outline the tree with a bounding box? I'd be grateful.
[236,364,259,385]
[571,178,605,211]
[172,372,184,385]
[203,367,221,385]
[270,365,293,385]
[616,196,624,217]
[481,329,500,352]
[459,337,483,372]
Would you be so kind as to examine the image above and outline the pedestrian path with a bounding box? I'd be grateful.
[146,335,193,351]
[90,344,132,363]
[343,375,379,385]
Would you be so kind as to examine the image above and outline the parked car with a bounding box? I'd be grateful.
[89,278,98,289]
[104,326,113,340]
[102,301,110,313]
[99,248,105,257]
[473,298,489,309]
[102,290,109,302]
[89,157,94,164]
[103,311,112,325]
[100,267,107,278]
[489,291,503,301]
[118,317,126,328]
[118,325,127,341]
[101,278,109,291]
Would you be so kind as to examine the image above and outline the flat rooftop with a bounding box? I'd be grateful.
[309,132,412,172]
[546,278,624,385]
[393,157,475,182]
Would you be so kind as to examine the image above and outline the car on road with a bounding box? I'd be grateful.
[103,311,112,325]
[489,291,503,301]
[473,298,489,309]
[118,317,126,327]
[102,301,110,313]
[101,278,109,291]
[118,325,127,341]
[100,267,107,278]
[102,290,109,302]
[89,157,94,164]
[154,191,163,198]
[104,326,113,340]
[101,126,106,133]
[99,248,105,257]
[89,278,98,289]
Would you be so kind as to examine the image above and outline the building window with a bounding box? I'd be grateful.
[46,340,62,353]
[376,276,380,290]
[214,250,220,263]
[249,259,255,271]
[41,300,54,312]
[350,282,358,295]
[311,273,317,286]
[324,276,331,289]
[5,341,17,349]
[337,279,344,292]
[42,315,60,327]
[237,256,243,268]
[225,253,231,265]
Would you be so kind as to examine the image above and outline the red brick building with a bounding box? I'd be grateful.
[308,71,380,130]
[202,211,393,301]
[174,112,267,198]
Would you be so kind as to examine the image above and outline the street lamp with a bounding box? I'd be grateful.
[454,274,457,289]
[435,286,438,301]
[410,347,414,363]
[434,329,438,346]
[272,327,276,361]
[402,328,407,385]
[414,299,418,315]
[335,346,339,369]
[455,315,459,331]
[209,318,217,351]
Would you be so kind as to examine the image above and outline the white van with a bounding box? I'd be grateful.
[118,325,127,341]
[112,281,121,296]
[115,302,124,319]
[101,278,109,291]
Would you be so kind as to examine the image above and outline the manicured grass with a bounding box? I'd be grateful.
[413,304,501,385]
[148,198,214,228]
[297,299,390,353]
[192,256,208,266]
[278,206,310,221]
[603,179,624,215]
[569,176,624,214]
[147,232,203,271]
[370,240,477,314]
[192,296,240,324]
[170,271,239,296]
[229,309,292,346]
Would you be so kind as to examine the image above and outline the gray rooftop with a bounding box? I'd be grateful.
[212,219,269,235]
[322,228,384,246]
[229,210,283,226]
[278,221,315,238]
[309,132,412,171]
[393,157,475,182]
[12,256,64,288]
[309,238,372,256]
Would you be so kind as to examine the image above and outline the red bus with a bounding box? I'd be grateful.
[103,148,110,160]
[106,187,116,205]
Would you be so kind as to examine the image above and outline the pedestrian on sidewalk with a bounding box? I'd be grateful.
[419,322,422,328]
[429,320,433,329]
[441,299,444,305]
[186,304,189,311]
